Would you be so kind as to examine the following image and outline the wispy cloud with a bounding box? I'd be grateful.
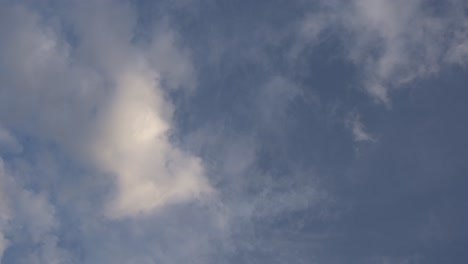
[298,0,468,104]
[346,112,375,143]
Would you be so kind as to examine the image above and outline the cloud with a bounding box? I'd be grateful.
[445,18,468,65]
[298,0,468,104]
[145,26,197,91]
[346,112,375,143]
[0,159,72,263]
[344,0,440,104]
[0,0,223,261]
[2,0,449,262]
[91,65,213,218]
[0,0,212,220]
[185,114,334,261]
[0,164,9,262]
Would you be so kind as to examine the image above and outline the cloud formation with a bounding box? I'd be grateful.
[346,112,375,143]
[299,0,468,104]
[91,66,212,218]
[1,0,467,263]
[0,0,212,220]
[0,1,216,261]
[0,159,72,263]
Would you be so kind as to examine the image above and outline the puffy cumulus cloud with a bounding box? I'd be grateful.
[91,65,212,218]
[0,0,212,220]
[0,0,216,261]
[298,0,468,104]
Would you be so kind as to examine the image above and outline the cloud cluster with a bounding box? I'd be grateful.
[2,0,463,263]
[2,1,322,262]
[0,0,211,220]
[299,0,468,104]
[91,66,212,218]
[0,159,72,263]
[0,0,215,262]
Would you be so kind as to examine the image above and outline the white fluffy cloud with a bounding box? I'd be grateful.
[0,0,225,260]
[0,0,220,262]
[0,0,212,221]
[91,65,212,218]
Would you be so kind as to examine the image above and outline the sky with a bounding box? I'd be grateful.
[0,0,468,263]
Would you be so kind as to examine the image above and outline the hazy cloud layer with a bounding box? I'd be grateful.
[1,0,467,263]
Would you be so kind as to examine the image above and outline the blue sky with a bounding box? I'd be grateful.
[1,0,468,263]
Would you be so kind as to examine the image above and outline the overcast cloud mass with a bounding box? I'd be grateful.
[1,0,468,263]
